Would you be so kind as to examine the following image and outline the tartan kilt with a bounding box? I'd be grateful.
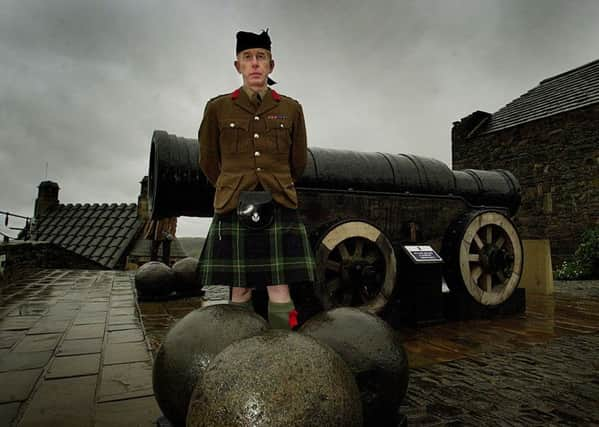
[197,203,316,288]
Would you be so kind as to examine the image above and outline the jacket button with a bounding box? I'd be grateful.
[254,116,260,121]
[256,167,262,171]
[229,123,235,128]
[253,133,259,139]
[254,151,261,157]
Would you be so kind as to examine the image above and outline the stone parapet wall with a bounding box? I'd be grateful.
[0,241,104,284]
[452,104,599,265]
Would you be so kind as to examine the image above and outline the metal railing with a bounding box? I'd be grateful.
[0,210,32,243]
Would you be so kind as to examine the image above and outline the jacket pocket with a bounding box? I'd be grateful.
[267,119,292,153]
[273,174,298,205]
[219,118,250,153]
[214,173,242,209]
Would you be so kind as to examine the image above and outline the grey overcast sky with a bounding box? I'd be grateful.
[2,0,599,237]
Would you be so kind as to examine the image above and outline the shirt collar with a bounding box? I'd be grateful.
[242,85,269,99]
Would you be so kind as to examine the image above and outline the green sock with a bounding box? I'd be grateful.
[230,299,254,311]
[268,300,296,330]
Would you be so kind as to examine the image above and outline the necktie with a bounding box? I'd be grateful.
[250,92,262,108]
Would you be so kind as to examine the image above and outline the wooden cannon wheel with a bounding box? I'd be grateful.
[442,210,523,306]
[314,220,396,313]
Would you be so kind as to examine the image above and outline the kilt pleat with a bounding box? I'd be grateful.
[197,204,316,288]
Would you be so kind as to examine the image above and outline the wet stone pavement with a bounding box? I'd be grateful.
[399,281,599,425]
[403,333,599,425]
[0,269,161,426]
[1,270,599,426]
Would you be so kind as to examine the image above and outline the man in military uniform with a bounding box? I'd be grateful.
[144,216,177,265]
[197,30,315,329]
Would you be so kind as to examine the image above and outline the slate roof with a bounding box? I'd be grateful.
[31,203,143,269]
[479,59,599,135]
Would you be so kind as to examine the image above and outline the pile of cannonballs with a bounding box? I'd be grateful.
[152,305,409,426]
[134,258,202,299]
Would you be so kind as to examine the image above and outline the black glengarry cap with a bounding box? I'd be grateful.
[236,29,272,54]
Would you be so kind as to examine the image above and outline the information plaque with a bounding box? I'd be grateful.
[402,245,443,264]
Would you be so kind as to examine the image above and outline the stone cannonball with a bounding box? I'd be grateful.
[153,304,269,427]
[134,261,174,297]
[187,330,363,427]
[171,257,202,293]
[300,307,409,426]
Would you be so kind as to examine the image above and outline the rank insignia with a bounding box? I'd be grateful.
[267,115,288,120]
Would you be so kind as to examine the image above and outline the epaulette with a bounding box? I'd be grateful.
[277,92,299,104]
[206,93,230,104]
[278,93,300,105]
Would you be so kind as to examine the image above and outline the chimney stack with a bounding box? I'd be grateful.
[34,181,59,219]
[137,176,149,221]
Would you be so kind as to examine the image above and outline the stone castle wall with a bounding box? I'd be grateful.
[452,104,599,265]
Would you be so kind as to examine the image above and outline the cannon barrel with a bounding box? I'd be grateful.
[148,130,520,219]
[301,148,520,214]
[148,130,213,219]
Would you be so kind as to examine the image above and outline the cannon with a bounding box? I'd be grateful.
[148,130,523,313]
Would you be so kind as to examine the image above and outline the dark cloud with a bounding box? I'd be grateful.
[2,0,599,236]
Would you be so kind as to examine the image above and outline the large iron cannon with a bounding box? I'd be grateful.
[148,130,523,312]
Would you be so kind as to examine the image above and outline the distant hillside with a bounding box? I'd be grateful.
[177,237,205,258]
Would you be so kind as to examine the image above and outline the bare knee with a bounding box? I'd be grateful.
[231,287,252,303]
[267,284,291,303]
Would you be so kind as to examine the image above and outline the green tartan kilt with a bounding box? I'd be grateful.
[197,203,316,288]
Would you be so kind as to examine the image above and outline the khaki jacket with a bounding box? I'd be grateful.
[198,87,307,214]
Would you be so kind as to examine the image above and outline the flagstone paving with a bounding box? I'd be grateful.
[0,269,161,426]
[1,270,598,426]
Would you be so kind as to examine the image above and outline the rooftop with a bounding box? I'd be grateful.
[479,59,599,135]
[31,203,143,269]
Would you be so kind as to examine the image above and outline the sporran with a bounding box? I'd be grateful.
[237,191,274,229]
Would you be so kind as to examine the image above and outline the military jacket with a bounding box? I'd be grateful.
[198,87,307,214]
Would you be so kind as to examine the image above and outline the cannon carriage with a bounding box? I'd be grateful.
[148,130,524,320]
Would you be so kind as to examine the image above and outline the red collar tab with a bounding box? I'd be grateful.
[271,89,281,101]
[231,89,241,100]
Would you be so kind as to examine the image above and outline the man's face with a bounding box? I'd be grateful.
[235,48,274,88]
